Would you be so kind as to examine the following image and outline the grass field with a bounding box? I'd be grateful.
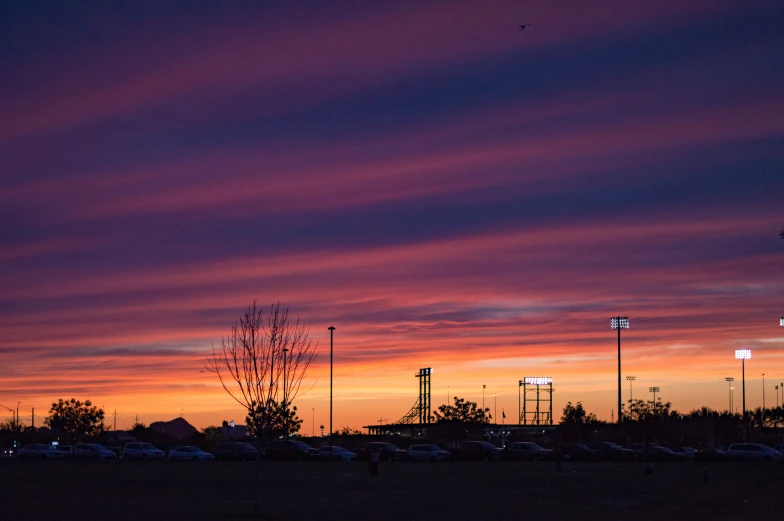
[1,459,781,520]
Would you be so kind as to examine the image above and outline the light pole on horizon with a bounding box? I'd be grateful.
[762,373,766,410]
[328,326,335,451]
[780,382,783,409]
[16,402,20,431]
[735,349,751,420]
[725,377,734,413]
[482,385,486,411]
[649,387,660,407]
[518,380,523,425]
[611,317,629,423]
[312,408,314,438]
[626,376,636,404]
[776,386,779,410]
[494,393,498,424]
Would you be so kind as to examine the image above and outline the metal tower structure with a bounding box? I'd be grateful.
[395,367,432,425]
[521,376,553,425]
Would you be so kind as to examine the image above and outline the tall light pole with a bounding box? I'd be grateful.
[780,382,783,410]
[518,380,523,425]
[776,386,780,410]
[735,349,751,420]
[482,384,486,411]
[725,377,734,413]
[494,393,498,423]
[762,373,765,410]
[16,402,20,431]
[328,326,335,450]
[611,317,629,423]
[626,376,636,404]
[649,387,660,407]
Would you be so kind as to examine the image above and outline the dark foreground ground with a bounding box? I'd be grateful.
[1,459,781,520]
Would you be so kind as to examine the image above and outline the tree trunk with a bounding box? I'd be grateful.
[255,439,263,512]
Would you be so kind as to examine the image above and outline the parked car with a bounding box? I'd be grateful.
[623,443,648,459]
[316,446,357,462]
[367,442,409,461]
[694,448,728,462]
[460,441,503,461]
[558,443,600,461]
[726,443,783,462]
[103,444,122,456]
[74,443,117,460]
[506,442,552,461]
[669,447,697,459]
[586,442,635,461]
[213,442,259,461]
[121,442,166,461]
[52,444,74,458]
[408,444,451,462]
[645,446,687,462]
[264,440,315,461]
[168,446,214,461]
[16,444,64,460]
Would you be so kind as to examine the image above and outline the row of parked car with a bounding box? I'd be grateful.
[7,440,784,463]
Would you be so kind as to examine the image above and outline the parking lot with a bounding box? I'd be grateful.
[0,458,780,520]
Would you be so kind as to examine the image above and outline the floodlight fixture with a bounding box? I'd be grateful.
[610,316,629,423]
[735,349,751,360]
[524,377,553,385]
[780,317,784,327]
[626,376,636,403]
[611,317,629,329]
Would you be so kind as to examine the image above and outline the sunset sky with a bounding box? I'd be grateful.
[1,1,782,433]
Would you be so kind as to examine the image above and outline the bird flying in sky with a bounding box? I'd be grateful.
[519,24,531,31]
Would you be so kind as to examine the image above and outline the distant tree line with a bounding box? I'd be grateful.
[558,399,784,446]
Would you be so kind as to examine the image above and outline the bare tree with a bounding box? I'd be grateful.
[206,301,317,433]
[205,301,317,511]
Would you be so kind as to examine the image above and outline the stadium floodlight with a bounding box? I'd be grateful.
[523,377,553,385]
[780,317,784,327]
[626,376,636,403]
[734,349,751,419]
[725,377,734,413]
[611,317,629,329]
[648,386,660,405]
[611,316,629,423]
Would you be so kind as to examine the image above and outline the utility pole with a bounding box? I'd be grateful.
[762,373,765,410]
[328,326,335,452]
[518,380,522,425]
[31,407,34,429]
[113,410,117,432]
